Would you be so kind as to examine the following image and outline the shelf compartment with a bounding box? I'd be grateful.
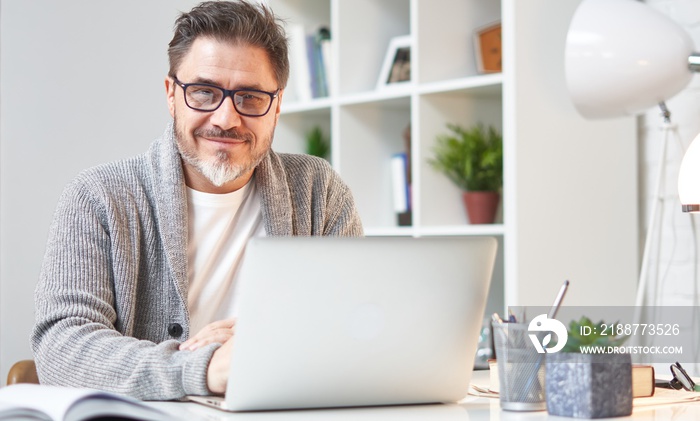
[275,0,331,103]
[415,0,501,83]
[337,98,411,229]
[275,108,332,156]
[336,0,410,96]
[416,90,503,227]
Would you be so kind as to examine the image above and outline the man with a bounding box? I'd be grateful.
[31,1,363,401]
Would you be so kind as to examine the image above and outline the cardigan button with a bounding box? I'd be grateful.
[168,323,183,338]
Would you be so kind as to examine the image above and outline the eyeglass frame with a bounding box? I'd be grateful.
[656,361,700,392]
[669,362,700,392]
[171,76,280,117]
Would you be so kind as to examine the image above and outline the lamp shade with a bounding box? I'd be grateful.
[678,132,700,212]
[565,0,695,118]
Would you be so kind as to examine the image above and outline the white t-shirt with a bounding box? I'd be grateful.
[186,178,265,334]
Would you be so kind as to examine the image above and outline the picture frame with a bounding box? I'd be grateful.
[376,35,412,89]
[474,21,502,74]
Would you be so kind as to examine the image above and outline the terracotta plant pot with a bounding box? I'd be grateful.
[462,191,500,224]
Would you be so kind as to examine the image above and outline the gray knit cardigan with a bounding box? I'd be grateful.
[31,123,363,400]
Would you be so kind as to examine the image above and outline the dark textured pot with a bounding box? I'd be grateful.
[462,191,500,224]
[546,353,632,419]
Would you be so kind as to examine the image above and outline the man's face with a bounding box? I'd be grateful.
[165,37,283,193]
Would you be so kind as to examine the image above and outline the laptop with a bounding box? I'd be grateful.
[187,236,497,411]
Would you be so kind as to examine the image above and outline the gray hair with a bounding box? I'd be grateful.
[168,0,289,88]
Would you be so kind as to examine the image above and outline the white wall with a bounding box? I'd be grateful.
[0,0,198,382]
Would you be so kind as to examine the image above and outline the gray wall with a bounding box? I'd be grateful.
[0,0,198,382]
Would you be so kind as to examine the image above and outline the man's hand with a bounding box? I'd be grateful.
[207,335,234,394]
[179,318,236,351]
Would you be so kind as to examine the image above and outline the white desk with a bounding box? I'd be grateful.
[148,371,700,420]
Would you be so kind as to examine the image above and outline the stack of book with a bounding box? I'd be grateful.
[288,25,332,101]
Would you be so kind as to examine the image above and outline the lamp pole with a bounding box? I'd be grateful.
[635,103,673,310]
[635,103,698,336]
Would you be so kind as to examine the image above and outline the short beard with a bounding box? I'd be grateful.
[174,119,269,188]
[181,146,242,188]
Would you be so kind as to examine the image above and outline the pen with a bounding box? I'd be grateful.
[507,308,517,323]
[547,280,569,319]
[519,280,571,400]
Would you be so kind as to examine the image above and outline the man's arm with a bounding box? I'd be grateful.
[322,170,364,236]
[31,177,214,400]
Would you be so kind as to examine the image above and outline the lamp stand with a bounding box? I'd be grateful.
[634,103,699,332]
[635,103,674,311]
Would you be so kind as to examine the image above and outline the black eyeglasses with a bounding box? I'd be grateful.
[657,362,700,392]
[172,76,280,117]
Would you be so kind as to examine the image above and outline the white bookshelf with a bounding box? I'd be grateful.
[272,0,640,313]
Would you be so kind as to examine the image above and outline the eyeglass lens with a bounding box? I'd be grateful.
[670,362,696,391]
[184,84,273,115]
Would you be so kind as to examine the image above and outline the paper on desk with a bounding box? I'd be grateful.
[468,383,499,399]
[469,383,700,406]
[634,388,700,407]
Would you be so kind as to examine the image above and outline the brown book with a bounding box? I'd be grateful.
[633,365,655,398]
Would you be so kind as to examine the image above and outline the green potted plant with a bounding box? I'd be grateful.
[429,123,502,224]
[305,126,330,160]
[546,317,632,419]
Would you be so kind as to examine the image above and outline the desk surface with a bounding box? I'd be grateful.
[148,371,700,420]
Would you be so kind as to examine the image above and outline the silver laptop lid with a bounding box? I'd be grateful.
[226,236,497,411]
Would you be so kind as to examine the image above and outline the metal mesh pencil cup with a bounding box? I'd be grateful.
[492,322,546,411]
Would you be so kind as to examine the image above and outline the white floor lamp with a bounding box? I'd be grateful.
[565,0,700,317]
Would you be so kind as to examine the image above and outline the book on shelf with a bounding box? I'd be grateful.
[317,27,333,96]
[390,152,412,226]
[0,384,170,421]
[287,23,312,102]
[305,34,320,98]
[288,24,332,101]
[487,361,655,398]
